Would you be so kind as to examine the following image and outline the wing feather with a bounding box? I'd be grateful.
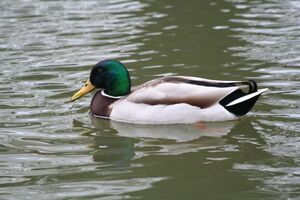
[127,76,247,108]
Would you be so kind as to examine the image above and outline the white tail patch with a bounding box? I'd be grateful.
[226,88,268,107]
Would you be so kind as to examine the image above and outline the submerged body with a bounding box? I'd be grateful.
[71,60,267,124]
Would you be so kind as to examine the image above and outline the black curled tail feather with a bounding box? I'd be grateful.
[238,80,257,94]
[247,80,257,93]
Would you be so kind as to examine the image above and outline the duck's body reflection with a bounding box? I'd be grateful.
[109,121,236,142]
[72,116,269,198]
[90,117,238,160]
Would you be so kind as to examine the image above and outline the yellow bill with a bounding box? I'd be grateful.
[71,80,95,101]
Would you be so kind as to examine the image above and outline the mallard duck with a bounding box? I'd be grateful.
[71,60,267,124]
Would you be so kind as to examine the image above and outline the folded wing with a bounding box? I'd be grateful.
[127,76,251,108]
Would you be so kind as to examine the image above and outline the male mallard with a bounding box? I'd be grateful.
[71,60,267,124]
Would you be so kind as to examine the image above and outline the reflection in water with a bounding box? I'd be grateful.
[91,117,237,158]
[106,120,236,142]
[88,118,278,199]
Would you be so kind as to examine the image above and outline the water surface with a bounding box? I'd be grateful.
[0,0,299,199]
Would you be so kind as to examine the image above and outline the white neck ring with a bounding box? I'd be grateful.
[101,90,126,99]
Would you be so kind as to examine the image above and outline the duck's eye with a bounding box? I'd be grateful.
[84,83,88,87]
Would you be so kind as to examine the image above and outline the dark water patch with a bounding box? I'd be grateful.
[0,104,41,109]
[0,93,36,99]
[13,74,58,81]
[33,84,68,90]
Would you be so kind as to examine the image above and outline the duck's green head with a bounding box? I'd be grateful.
[71,60,131,101]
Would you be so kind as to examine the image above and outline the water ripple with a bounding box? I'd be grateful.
[228,0,300,66]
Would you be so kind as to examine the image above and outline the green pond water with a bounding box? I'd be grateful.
[0,0,299,199]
